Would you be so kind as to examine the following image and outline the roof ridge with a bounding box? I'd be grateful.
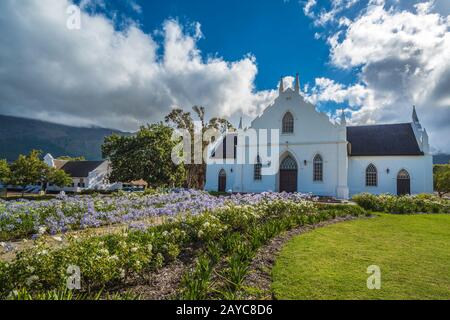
[347,122,411,128]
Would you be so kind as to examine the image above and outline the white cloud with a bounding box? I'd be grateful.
[0,0,276,131]
[309,1,450,152]
[304,0,360,26]
[415,0,435,15]
[303,0,317,18]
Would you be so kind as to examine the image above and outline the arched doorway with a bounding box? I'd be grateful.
[280,155,298,193]
[218,169,227,193]
[397,169,411,196]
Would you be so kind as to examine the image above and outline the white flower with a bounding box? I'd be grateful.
[38,226,47,235]
[197,230,204,238]
[26,275,39,285]
[52,236,63,242]
[203,222,210,228]
[131,247,138,253]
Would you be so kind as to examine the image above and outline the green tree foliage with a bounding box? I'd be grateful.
[165,106,234,189]
[0,159,11,184]
[434,164,450,198]
[8,150,71,195]
[10,150,49,195]
[46,167,73,189]
[0,159,11,197]
[102,123,186,188]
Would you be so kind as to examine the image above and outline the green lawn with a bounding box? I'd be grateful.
[272,214,450,300]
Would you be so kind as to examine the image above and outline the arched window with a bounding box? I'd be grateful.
[366,164,378,187]
[282,112,294,134]
[280,156,298,170]
[397,169,410,180]
[313,154,323,182]
[397,169,411,196]
[254,156,262,181]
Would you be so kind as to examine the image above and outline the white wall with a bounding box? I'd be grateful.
[348,155,433,196]
[206,88,349,196]
[205,87,433,198]
[205,164,236,192]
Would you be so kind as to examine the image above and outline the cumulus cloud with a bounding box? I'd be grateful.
[305,1,450,152]
[0,0,276,131]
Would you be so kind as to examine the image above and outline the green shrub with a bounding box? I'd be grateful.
[353,193,450,214]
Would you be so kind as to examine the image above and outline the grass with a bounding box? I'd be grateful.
[272,214,450,300]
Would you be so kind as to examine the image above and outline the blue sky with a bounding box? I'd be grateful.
[0,0,449,151]
[76,0,355,90]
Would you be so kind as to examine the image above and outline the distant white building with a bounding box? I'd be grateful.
[44,154,120,192]
[205,75,433,199]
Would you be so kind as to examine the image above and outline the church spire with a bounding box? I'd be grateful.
[279,76,284,94]
[295,73,300,94]
[340,109,347,126]
[238,116,243,130]
[412,105,420,123]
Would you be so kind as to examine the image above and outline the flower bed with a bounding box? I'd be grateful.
[0,199,367,300]
[352,193,450,214]
[0,190,313,241]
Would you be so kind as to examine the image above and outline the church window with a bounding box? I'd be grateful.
[313,154,323,182]
[366,164,378,187]
[254,156,262,181]
[282,112,294,134]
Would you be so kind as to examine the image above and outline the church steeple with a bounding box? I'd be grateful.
[294,73,300,94]
[279,76,284,94]
[238,116,243,130]
[340,109,347,126]
[412,105,420,123]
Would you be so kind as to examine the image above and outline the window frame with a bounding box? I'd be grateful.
[313,154,323,182]
[254,156,262,181]
[282,112,294,134]
[365,164,378,187]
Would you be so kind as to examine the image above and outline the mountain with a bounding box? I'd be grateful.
[433,154,450,165]
[0,115,130,161]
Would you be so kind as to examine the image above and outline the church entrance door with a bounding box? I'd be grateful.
[397,169,411,196]
[218,169,227,193]
[280,156,298,193]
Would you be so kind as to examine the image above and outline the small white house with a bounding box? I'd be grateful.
[205,75,433,199]
[44,154,120,192]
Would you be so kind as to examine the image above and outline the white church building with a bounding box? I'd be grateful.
[205,75,433,199]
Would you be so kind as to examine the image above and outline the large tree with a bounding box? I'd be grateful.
[165,106,233,189]
[8,150,71,196]
[45,167,73,190]
[434,164,450,198]
[102,123,186,188]
[10,150,49,196]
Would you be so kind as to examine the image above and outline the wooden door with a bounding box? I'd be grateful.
[218,170,227,192]
[397,170,411,196]
[280,156,298,193]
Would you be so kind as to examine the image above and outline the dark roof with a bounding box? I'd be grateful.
[347,123,423,156]
[60,161,105,177]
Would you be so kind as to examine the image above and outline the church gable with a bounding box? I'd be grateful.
[250,76,344,143]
